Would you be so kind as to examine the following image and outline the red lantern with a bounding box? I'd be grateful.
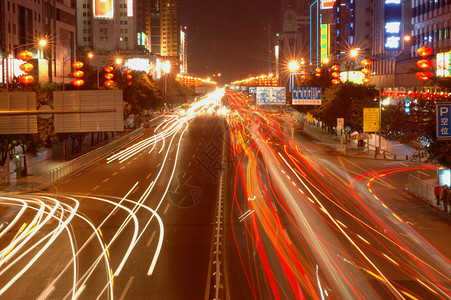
[416,59,433,69]
[19,63,34,73]
[18,50,33,61]
[73,79,85,86]
[124,69,132,75]
[104,66,114,73]
[72,70,84,78]
[332,78,341,85]
[331,72,340,78]
[104,79,115,86]
[72,61,84,69]
[361,68,372,75]
[417,46,433,57]
[361,59,373,67]
[126,75,132,80]
[315,68,322,73]
[331,65,340,71]
[416,71,433,81]
[301,75,307,80]
[127,81,133,86]
[105,73,114,80]
[362,77,372,84]
[315,73,321,77]
[19,74,34,84]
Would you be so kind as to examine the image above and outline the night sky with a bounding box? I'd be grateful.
[181,0,280,84]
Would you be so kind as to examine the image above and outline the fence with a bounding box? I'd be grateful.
[39,115,165,189]
[408,174,435,204]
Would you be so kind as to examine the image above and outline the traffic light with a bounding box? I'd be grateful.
[416,46,433,81]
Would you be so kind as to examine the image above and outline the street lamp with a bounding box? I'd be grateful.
[5,38,47,90]
[288,60,300,93]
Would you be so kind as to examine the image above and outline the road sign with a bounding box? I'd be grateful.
[292,87,321,105]
[363,107,380,132]
[345,125,351,133]
[256,87,286,105]
[337,118,344,130]
[437,103,451,139]
[249,87,257,93]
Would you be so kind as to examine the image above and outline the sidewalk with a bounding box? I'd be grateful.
[301,120,450,216]
[1,131,130,192]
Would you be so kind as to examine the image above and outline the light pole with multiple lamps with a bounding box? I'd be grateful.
[5,38,47,90]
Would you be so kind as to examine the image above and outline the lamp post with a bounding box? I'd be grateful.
[5,39,47,90]
[288,60,300,93]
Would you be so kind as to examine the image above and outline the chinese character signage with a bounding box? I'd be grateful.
[292,87,321,105]
[321,24,328,64]
[256,87,286,105]
[437,51,451,77]
[321,0,336,9]
[384,0,402,51]
[437,104,451,139]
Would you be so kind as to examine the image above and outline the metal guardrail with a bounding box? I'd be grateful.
[408,174,435,204]
[39,127,145,189]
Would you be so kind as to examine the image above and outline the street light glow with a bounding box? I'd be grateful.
[38,39,47,47]
[115,57,123,65]
[350,49,359,58]
[288,61,300,73]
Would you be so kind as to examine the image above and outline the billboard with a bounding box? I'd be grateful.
[384,0,402,51]
[93,0,114,19]
[320,24,328,64]
[292,87,321,105]
[256,87,286,105]
[363,108,380,132]
[54,90,123,133]
[437,51,451,77]
[0,93,37,134]
[321,0,336,9]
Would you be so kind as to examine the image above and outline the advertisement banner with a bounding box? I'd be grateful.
[94,0,114,19]
[321,0,336,9]
[256,87,286,105]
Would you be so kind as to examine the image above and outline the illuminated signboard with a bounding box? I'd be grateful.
[320,24,328,64]
[127,0,133,17]
[124,58,151,73]
[94,0,114,19]
[437,51,451,77]
[384,0,402,51]
[321,0,336,9]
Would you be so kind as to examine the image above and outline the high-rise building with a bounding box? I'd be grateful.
[160,0,180,58]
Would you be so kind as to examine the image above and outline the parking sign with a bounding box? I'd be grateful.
[437,103,451,139]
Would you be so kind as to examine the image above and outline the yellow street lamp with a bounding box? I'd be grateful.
[288,60,300,73]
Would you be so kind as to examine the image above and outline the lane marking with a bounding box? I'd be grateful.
[37,285,55,300]
[146,172,152,179]
[188,162,192,167]
[112,172,119,176]
[103,178,110,183]
[118,276,134,300]
[146,231,157,247]
[182,172,186,178]
[92,185,100,191]
[156,163,161,168]
[163,203,170,214]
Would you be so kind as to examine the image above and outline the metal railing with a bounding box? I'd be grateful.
[39,127,145,189]
[408,174,435,204]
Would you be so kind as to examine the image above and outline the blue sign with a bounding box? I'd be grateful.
[437,103,451,139]
[249,87,257,93]
[292,87,322,105]
[345,125,351,133]
[241,86,248,91]
[384,0,402,51]
[256,87,286,105]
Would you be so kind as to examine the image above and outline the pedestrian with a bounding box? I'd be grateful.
[442,185,450,213]
[434,184,443,207]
